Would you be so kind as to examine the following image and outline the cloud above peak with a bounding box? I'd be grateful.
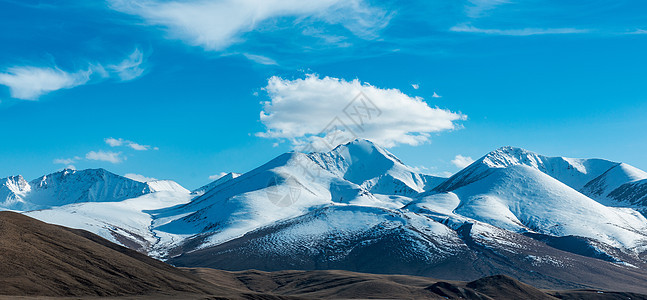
[86,150,125,164]
[258,74,466,149]
[108,0,390,52]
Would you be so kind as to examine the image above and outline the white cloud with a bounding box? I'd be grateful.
[108,0,389,51]
[85,150,125,164]
[125,173,158,182]
[432,92,442,98]
[105,137,155,151]
[105,137,125,147]
[107,48,145,81]
[0,67,91,100]
[243,54,278,65]
[450,24,588,36]
[258,74,466,148]
[209,172,229,181]
[411,84,419,90]
[127,142,150,151]
[53,158,76,165]
[451,154,475,169]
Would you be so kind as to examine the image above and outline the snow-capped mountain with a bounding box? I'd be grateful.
[0,168,187,211]
[9,140,647,291]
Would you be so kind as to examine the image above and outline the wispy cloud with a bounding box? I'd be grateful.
[107,48,146,81]
[465,0,510,18]
[243,54,278,66]
[627,29,647,34]
[450,24,588,36]
[105,137,157,151]
[451,154,475,169]
[86,150,125,164]
[0,67,91,100]
[258,74,466,148]
[108,0,390,53]
[0,49,147,101]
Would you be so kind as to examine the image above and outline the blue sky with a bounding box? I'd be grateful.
[1,0,646,189]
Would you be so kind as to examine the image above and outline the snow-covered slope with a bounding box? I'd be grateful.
[581,163,647,207]
[605,179,647,214]
[25,190,193,253]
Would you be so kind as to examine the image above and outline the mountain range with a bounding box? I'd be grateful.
[3,139,647,293]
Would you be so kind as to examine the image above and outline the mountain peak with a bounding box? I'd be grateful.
[305,139,431,195]
[329,139,404,165]
[1,175,27,184]
[480,146,543,169]
[436,146,625,193]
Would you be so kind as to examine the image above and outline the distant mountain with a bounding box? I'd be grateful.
[0,168,188,211]
[11,140,647,293]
